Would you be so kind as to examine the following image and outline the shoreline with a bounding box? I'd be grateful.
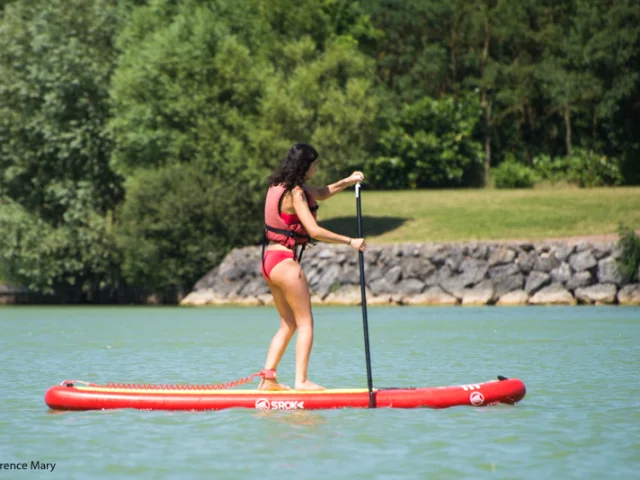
[3,237,640,307]
[182,240,640,307]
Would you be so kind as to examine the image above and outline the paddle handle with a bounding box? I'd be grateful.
[356,183,375,408]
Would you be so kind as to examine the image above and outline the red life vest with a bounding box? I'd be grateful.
[264,184,318,250]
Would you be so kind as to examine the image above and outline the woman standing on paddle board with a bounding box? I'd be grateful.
[260,144,366,391]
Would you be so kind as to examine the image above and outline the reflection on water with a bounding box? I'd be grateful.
[253,409,327,428]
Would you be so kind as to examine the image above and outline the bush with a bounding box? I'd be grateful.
[0,199,122,297]
[533,150,623,187]
[492,156,538,188]
[567,149,623,187]
[364,156,408,190]
[532,154,569,184]
[116,163,263,292]
[371,94,483,189]
[616,223,640,283]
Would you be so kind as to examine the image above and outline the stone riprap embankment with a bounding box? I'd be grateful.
[181,241,640,307]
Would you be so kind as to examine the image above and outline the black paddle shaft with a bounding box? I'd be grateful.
[356,183,375,408]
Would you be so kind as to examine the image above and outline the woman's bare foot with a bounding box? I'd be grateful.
[258,378,290,391]
[294,380,324,391]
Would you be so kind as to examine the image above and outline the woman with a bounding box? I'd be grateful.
[259,143,366,391]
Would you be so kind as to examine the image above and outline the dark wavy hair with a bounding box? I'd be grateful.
[268,143,318,190]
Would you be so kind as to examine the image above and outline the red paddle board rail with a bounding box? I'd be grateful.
[45,376,526,411]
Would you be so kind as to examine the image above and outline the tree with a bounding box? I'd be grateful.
[110,0,379,290]
[117,163,262,292]
[0,0,124,221]
[0,0,17,14]
[368,94,482,189]
[361,0,455,101]
[457,0,545,183]
[0,0,125,297]
[0,198,121,299]
[579,0,640,183]
[109,0,269,177]
[255,36,379,183]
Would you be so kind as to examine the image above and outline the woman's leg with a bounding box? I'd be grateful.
[269,259,323,391]
[259,280,297,391]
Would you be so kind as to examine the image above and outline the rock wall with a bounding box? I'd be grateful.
[181,241,640,306]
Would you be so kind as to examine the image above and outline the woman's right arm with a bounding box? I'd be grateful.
[292,187,366,252]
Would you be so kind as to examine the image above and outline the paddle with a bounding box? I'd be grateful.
[355,182,375,408]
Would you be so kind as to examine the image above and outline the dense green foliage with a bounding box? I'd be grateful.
[369,95,482,189]
[1,0,639,301]
[495,149,623,189]
[0,0,123,219]
[0,197,121,297]
[616,223,640,283]
[117,163,262,292]
[109,0,267,176]
[0,0,125,297]
[492,157,538,189]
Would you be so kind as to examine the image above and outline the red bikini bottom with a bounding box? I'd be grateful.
[261,250,295,280]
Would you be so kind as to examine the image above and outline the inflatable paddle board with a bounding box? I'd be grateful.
[44,376,525,411]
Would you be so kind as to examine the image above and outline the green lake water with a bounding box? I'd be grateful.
[0,306,638,479]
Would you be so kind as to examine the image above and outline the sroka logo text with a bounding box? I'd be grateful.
[255,399,305,410]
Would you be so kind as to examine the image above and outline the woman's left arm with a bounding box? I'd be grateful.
[307,171,365,201]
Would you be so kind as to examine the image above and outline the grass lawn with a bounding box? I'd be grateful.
[316,186,640,243]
